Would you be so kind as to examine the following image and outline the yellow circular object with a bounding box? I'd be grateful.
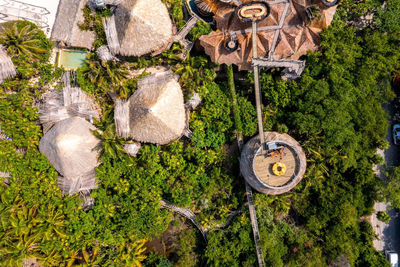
[272,162,286,176]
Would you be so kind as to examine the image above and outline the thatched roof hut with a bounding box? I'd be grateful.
[0,45,16,82]
[39,86,101,133]
[39,117,100,195]
[199,0,337,70]
[115,70,186,144]
[51,0,95,49]
[107,0,173,56]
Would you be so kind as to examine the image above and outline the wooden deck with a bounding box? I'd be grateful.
[253,146,299,187]
[240,132,307,195]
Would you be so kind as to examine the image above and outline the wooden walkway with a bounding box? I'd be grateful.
[160,199,208,241]
[173,16,199,42]
[228,64,266,267]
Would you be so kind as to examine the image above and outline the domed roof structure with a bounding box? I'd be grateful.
[112,0,173,56]
[115,70,186,145]
[39,117,100,194]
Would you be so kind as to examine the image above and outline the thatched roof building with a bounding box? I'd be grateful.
[0,45,16,82]
[105,0,173,56]
[199,0,338,70]
[51,0,95,49]
[39,117,100,195]
[115,70,186,145]
[39,86,101,133]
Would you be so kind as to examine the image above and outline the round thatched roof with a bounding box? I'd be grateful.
[39,117,100,179]
[113,0,173,56]
[115,70,186,145]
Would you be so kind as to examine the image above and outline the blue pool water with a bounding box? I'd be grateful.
[59,50,87,70]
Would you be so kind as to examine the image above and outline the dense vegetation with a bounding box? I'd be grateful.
[1,0,400,266]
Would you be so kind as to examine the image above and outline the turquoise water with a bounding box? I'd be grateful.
[59,50,87,70]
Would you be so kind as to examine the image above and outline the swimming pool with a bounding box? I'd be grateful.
[58,50,87,70]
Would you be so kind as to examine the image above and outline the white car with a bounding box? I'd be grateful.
[385,250,398,267]
[393,124,400,145]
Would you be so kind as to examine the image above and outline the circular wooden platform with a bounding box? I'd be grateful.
[253,145,299,187]
[240,132,306,195]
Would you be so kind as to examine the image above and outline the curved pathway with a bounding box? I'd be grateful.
[160,199,208,241]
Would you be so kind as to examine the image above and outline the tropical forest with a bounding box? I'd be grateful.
[1,0,400,266]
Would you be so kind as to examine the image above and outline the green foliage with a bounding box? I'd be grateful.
[0,21,52,62]
[173,54,215,92]
[375,0,400,33]
[382,166,400,209]
[190,82,234,149]
[377,211,391,223]
[144,253,173,267]
[259,19,400,265]
[173,228,199,266]
[77,53,129,96]
[163,0,185,30]
[205,213,256,266]
[79,7,107,49]
[188,20,212,41]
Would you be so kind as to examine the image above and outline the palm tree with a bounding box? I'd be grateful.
[115,238,147,267]
[173,54,208,89]
[81,54,128,93]
[91,109,126,160]
[0,22,47,59]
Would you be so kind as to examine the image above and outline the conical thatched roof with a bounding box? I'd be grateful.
[112,0,173,56]
[39,117,100,179]
[0,45,16,82]
[51,0,95,49]
[115,71,186,144]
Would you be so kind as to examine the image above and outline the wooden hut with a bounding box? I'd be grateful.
[0,45,16,83]
[39,117,100,195]
[199,0,338,70]
[104,0,173,56]
[114,70,186,145]
[51,0,95,49]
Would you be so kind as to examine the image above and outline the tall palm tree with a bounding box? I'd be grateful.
[81,54,128,94]
[0,22,47,59]
[91,109,126,160]
[173,54,208,89]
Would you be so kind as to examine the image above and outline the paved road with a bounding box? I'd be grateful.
[372,101,400,252]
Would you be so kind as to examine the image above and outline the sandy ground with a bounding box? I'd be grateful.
[0,0,60,37]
